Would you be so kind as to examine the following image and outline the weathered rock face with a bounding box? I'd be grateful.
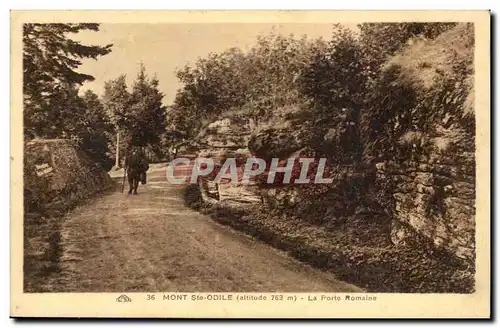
[377,155,475,263]
[24,139,113,215]
[196,104,317,207]
[195,117,262,207]
[247,105,313,161]
[197,117,254,152]
[248,125,302,161]
[374,23,476,265]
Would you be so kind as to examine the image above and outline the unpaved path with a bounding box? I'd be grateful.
[53,164,361,292]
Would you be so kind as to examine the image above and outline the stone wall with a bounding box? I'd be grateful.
[373,23,476,265]
[376,158,475,263]
[24,139,113,216]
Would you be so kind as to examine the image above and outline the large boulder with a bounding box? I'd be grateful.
[195,117,262,207]
[248,126,302,161]
[24,139,113,216]
[247,104,312,161]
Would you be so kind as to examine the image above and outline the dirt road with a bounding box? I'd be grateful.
[52,164,361,292]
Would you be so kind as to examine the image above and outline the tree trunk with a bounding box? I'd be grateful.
[115,131,120,168]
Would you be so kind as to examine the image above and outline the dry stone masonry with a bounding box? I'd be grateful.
[377,157,475,264]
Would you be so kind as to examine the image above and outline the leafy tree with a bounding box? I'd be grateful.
[103,75,130,127]
[298,25,366,162]
[126,65,167,147]
[103,66,167,162]
[242,32,326,122]
[172,32,327,139]
[39,82,84,139]
[79,90,114,170]
[171,22,463,168]
[102,75,130,167]
[174,48,248,119]
[23,23,112,138]
[163,104,199,149]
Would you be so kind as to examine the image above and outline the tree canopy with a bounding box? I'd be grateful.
[103,64,167,161]
[170,22,470,166]
[23,23,112,139]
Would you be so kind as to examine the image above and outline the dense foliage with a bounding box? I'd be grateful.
[172,32,328,137]
[102,65,168,164]
[23,23,112,139]
[23,24,168,168]
[171,22,469,167]
[23,23,114,169]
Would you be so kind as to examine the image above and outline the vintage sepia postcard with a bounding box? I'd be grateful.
[10,10,491,319]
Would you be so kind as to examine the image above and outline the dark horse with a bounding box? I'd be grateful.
[124,148,149,195]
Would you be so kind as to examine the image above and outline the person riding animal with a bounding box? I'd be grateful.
[124,146,149,195]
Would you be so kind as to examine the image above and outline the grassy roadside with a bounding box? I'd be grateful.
[23,181,118,292]
[184,184,474,293]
